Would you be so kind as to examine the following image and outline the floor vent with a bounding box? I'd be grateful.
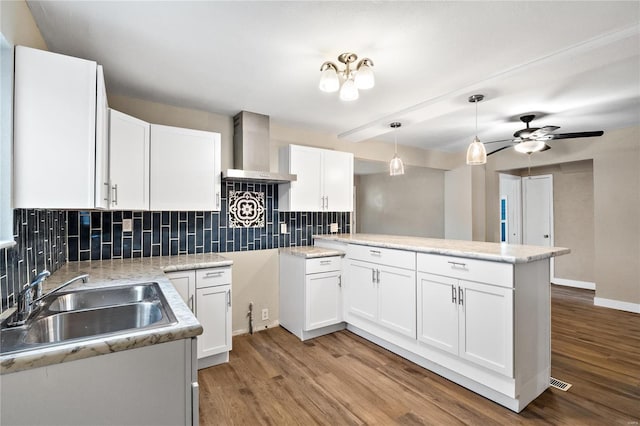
[550,377,572,391]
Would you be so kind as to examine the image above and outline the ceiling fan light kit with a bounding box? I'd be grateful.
[389,122,405,176]
[466,94,487,165]
[319,52,375,101]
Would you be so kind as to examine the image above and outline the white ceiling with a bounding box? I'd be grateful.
[28,1,640,154]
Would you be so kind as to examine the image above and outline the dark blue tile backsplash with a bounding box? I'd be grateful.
[66,181,350,261]
[0,210,67,313]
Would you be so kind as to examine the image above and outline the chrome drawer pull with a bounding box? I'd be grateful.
[320,260,332,265]
[369,250,381,256]
[452,285,457,304]
[204,271,224,278]
[458,286,464,306]
[448,261,467,269]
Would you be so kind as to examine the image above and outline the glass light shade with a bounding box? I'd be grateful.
[318,68,339,93]
[389,154,405,176]
[339,78,359,101]
[514,140,546,154]
[466,136,487,165]
[354,64,375,90]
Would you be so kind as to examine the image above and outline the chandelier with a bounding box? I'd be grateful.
[318,52,374,101]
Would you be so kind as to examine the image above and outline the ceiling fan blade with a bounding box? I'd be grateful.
[547,131,604,140]
[529,125,560,139]
[483,138,519,145]
[487,145,513,156]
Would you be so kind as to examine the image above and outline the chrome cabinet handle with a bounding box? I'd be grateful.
[103,182,109,202]
[376,269,381,284]
[188,294,194,312]
[227,290,231,308]
[338,276,342,287]
[448,261,466,269]
[320,260,332,265]
[326,196,329,210]
[204,271,224,278]
[112,184,118,206]
[216,192,220,208]
[458,286,464,306]
[369,250,381,256]
[372,268,376,283]
[452,285,457,304]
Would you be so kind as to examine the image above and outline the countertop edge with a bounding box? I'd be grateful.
[314,234,570,263]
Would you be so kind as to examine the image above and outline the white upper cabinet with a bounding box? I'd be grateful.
[94,65,110,209]
[279,145,353,212]
[150,125,221,211]
[14,46,104,209]
[109,109,150,210]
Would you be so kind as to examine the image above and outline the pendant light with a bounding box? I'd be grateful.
[389,122,405,176]
[466,94,487,165]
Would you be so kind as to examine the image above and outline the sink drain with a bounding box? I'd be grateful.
[550,377,572,391]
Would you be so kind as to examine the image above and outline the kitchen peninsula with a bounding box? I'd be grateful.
[314,233,569,412]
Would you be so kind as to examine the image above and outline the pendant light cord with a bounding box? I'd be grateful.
[475,99,478,138]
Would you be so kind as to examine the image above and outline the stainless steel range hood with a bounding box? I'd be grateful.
[222,111,296,183]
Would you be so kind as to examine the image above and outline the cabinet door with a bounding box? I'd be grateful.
[150,125,221,211]
[377,265,416,338]
[287,145,323,211]
[417,272,458,355]
[14,46,97,209]
[196,285,231,359]
[305,271,342,330]
[458,280,514,376]
[166,270,196,313]
[94,65,110,209]
[345,260,377,322]
[109,109,150,210]
[322,150,353,212]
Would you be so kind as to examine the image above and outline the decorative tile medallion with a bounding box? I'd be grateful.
[228,190,265,228]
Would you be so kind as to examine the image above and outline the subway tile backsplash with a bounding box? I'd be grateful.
[66,181,350,261]
[0,210,67,313]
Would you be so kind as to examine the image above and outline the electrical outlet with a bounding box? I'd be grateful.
[261,308,269,321]
[122,218,133,232]
[280,223,287,234]
[330,222,339,233]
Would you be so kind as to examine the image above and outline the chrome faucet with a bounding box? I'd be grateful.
[8,272,89,327]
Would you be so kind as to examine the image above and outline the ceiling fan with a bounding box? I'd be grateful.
[485,114,604,156]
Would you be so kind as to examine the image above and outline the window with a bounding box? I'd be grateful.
[0,33,15,248]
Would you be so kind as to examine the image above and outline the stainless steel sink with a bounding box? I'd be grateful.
[0,282,176,355]
[45,284,159,312]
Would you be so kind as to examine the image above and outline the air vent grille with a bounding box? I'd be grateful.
[550,377,572,391]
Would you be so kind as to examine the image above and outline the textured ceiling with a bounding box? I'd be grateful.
[28,1,640,153]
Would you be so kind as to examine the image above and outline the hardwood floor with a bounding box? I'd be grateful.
[198,286,640,425]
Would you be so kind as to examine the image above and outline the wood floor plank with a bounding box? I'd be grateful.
[199,285,640,425]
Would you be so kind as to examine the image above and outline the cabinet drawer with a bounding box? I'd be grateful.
[347,244,416,270]
[417,253,513,288]
[195,267,232,288]
[306,256,341,274]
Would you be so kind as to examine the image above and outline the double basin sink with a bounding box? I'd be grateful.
[1,283,177,355]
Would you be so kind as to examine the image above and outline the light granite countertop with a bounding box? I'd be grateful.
[314,233,570,263]
[1,253,232,375]
[279,246,345,259]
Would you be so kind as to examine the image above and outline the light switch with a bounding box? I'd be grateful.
[280,223,287,234]
[330,223,338,233]
[123,218,133,232]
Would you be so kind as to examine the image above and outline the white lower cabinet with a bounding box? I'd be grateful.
[417,272,514,376]
[279,252,345,341]
[166,267,232,369]
[345,257,416,339]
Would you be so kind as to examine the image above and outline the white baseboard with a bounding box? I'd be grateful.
[551,277,596,290]
[233,320,280,336]
[594,297,640,314]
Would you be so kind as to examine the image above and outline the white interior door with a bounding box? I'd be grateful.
[499,174,522,244]
[523,175,553,247]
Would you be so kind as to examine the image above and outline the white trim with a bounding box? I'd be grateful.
[594,297,640,314]
[551,278,595,291]
[0,240,16,250]
[232,320,280,336]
